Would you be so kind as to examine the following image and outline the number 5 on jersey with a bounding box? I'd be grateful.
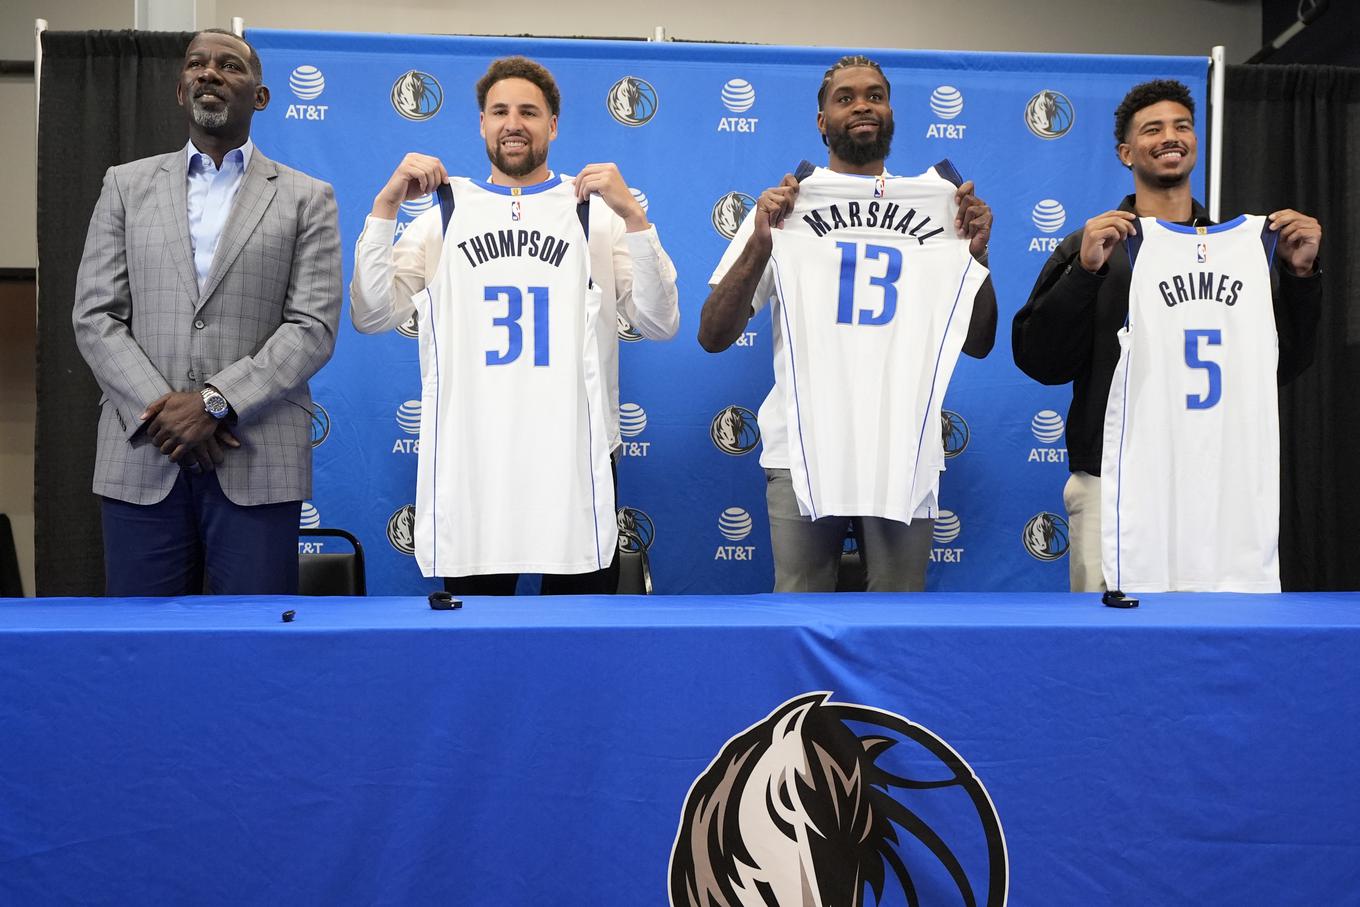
[1184,328,1222,409]
[484,285,550,366]
[836,241,903,326]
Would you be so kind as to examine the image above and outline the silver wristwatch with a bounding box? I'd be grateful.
[200,386,230,420]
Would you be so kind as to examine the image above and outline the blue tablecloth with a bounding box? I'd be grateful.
[2,593,1358,905]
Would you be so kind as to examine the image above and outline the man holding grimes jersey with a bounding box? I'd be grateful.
[1012,79,1321,592]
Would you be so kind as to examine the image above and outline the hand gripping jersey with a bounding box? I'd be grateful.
[1101,215,1280,592]
[768,162,987,523]
[411,175,617,578]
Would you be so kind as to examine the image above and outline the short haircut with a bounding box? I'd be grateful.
[1113,79,1195,143]
[190,28,263,81]
[475,56,561,117]
[817,55,891,110]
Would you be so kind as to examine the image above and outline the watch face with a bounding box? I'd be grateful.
[202,390,228,418]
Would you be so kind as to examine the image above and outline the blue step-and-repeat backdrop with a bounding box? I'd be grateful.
[247,29,1206,595]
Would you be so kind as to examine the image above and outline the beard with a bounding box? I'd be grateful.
[191,96,230,130]
[825,115,895,167]
[486,134,549,179]
[1138,146,1194,189]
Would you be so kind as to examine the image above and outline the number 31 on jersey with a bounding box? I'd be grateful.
[484,285,549,367]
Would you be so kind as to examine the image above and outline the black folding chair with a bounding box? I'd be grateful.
[0,514,22,597]
[616,545,653,595]
[298,528,366,596]
[836,523,867,592]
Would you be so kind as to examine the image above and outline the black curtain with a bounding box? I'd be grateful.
[35,31,191,596]
[1222,65,1360,590]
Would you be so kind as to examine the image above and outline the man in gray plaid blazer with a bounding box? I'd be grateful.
[72,29,341,596]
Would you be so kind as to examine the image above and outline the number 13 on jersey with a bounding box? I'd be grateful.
[484,285,550,367]
[835,241,903,326]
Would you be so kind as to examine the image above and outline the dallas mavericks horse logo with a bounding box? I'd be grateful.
[1022,511,1069,561]
[710,405,760,456]
[711,192,757,239]
[617,507,655,552]
[1023,89,1074,140]
[941,410,970,459]
[606,76,659,126]
[309,402,330,448]
[670,692,1009,907]
[386,504,417,555]
[391,70,443,121]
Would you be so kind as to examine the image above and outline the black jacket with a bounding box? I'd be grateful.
[1011,194,1321,476]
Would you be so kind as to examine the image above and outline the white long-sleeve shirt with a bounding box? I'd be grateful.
[351,181,680,450]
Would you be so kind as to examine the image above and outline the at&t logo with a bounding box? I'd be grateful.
[1022,511,1069,561]
[1028,409,1067,463]
[628,187,649,212]
[606,76,658,127]
[617,402,650,457]
[925,85,967,140]
[396,193,436,240]
[1024,89,1075,139]
[286,64,329,121]
[717,78,758,134]
[299,501,322,529]
[930,509,964,563]
[393,400,421,454]
[284,65,329,122]
[298,501,324,552]
[710,405,760,456]
[715,507,756,561]
[391,70,443,121]
[1028,199,1066,253]
[711,191,756,240]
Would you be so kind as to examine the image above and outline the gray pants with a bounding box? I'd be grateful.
[765,468,933,592]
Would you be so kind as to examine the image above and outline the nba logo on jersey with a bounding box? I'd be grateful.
[1196,241,1207,263]
[511,199,522,222]
[874,175,886,198]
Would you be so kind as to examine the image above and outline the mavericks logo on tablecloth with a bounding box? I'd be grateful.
[670,692,1008,906]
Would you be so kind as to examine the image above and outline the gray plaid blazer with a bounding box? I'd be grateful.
[72,147,342,506]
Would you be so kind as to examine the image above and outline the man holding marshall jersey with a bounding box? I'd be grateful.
[1012,79,1322,592]
[700,55,998,594]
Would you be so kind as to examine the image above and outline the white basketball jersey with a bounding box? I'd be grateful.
[768,163,987,523]
[412,175,617,577]
[1102,215,1280,592]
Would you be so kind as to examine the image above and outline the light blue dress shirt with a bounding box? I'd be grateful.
[185,139,254,293]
